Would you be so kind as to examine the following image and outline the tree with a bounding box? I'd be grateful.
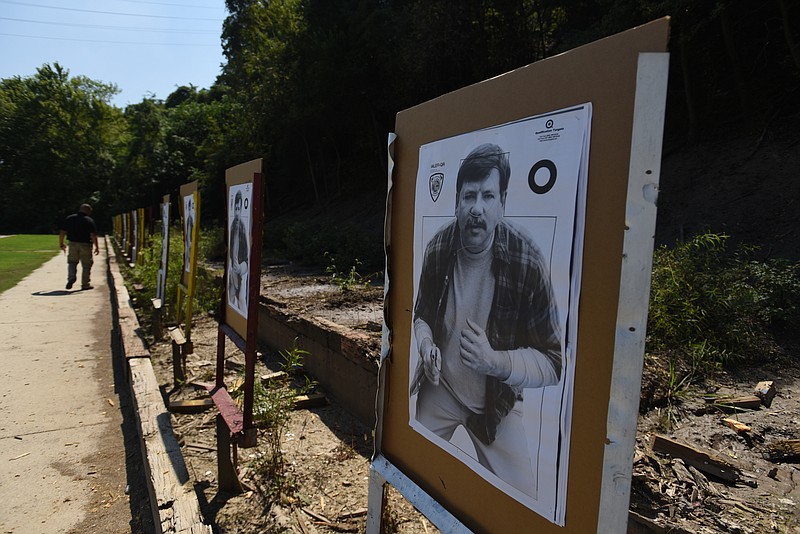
[0,63,122,233]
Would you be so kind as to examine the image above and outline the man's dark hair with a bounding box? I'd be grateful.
[455,143,510,198]
[234,191,242,207]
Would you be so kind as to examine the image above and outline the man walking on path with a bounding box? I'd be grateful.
[0,241,151,532]
[59,203,99,290]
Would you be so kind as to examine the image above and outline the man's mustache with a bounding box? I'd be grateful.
[466,216,486,230]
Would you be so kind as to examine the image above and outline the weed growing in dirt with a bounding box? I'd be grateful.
[280,338,318,396]
[280,336,309,374]
[237,339,318,501]
[234,371,297,498]
[656,360,692,431]
[325,252,371,291]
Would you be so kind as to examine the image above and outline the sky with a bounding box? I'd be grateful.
[0,0,227,108]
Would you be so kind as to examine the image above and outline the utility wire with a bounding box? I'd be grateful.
[0,16,217,33]
[0,0,223,22]
[114,0,224,10]
[0,32,218,46]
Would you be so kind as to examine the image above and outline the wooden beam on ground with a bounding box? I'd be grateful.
[169,398,215,414]
[106,238,212,533]
[764,439,800,462]
[261,371,287,383]
[651,434,742,483]
[128,344,211,533]
[699,395,762,414]
[294,392,328,410]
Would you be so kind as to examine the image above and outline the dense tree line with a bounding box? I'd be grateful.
[1,0,797,234]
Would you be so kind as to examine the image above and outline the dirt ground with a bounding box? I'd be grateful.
[131,262,800,534]
[143,269,430,534]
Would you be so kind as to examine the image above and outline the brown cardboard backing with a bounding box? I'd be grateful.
[381,18,670,532]
[224,159,263,340]
[179,180,199,287]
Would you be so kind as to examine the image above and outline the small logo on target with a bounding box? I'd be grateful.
[429,173,444,202]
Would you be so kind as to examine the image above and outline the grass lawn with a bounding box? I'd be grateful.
[0,235,60,294]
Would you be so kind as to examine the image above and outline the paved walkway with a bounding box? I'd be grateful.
[0,241,150,533]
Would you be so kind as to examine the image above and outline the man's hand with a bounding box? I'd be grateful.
[60,243,66,254]
[94,247,99,256]
[419,337,441,386]
[460,318,510,379]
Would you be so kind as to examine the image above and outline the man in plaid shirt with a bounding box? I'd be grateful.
[411,143,562,497]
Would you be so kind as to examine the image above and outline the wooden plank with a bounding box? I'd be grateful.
[120,318,150,359]
[294,392,328,410]
[168,326,187,345]
[717,395,762,410]
[261,371,287,383]
[721,418,751,433]
[106,243,211,533]
[168,398,214,414]
[651,435,741,483]
[128,351,211,534]
[699,395,762,414]
[764,439,800,462]
[205,385,244,434]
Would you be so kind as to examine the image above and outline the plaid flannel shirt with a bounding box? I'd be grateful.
[413,219,562,444]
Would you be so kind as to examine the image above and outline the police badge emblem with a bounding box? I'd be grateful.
[429,173,444,202]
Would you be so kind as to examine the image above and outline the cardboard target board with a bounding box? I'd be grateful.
[224,159,262,341]
[180,181,199,288]
[156,194,170,303]
[375,18,670,533]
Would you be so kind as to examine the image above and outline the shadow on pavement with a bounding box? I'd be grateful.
[31,290,74,296]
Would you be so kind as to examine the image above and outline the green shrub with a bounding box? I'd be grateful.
[198,225,225,262]
[648,233,800,374]
[125,226,221,320]
[281,219,383,272]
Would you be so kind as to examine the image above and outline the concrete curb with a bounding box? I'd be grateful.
[257,297,379,427]
[105,237,212,534]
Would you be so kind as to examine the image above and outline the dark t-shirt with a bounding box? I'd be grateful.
[61,212,97,243]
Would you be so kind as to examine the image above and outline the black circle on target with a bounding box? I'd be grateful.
[528,159,557,194]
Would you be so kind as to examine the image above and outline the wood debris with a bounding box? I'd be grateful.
[261,370,287,383]
[763,439,800,462]
[168,398,214,413]
[699,395,762,414]
[721,418,751,433]
[651,434,742,483]
[294,392,328,410]
[753,380,776,408]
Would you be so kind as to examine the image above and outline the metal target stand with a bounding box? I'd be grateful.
[207,167,264,492]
